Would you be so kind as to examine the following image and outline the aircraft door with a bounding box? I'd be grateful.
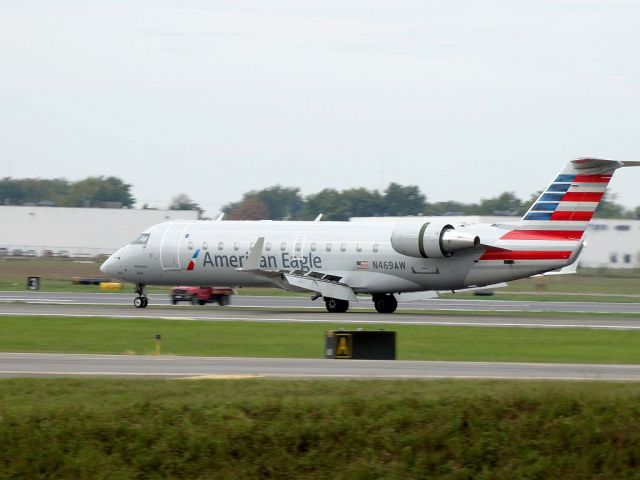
[160,222,190,271]
[292,234,307,261]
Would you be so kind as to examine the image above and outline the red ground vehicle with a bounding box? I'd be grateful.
[170,286,236,306]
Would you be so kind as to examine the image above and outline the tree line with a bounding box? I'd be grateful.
[2,177,639,219]
[0,177,135,208]
[221,185,640,220]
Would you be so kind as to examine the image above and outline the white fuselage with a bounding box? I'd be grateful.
[101,220,576,294]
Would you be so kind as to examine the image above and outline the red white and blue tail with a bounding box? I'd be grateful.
[481,158,639,270]
[516,158,639,239]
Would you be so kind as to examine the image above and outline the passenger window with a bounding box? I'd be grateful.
[326,242,332,252]
[250,241,256,249]
[218,241,224,250]
[131,233,150,245]
[295,242,302,252]
[234,241,240,251]
[265,242,272,251]
[356,243,362,252]
[280,242,287,251]
[187,241,193,250]
[310,243,317,252]
[340,243,347,252]
[202,242,208,250]
[373,243,379,253]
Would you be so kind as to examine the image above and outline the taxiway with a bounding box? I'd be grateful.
[1,352,640,381]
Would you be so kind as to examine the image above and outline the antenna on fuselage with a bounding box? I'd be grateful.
[215,213,225,221]
[314,214,323,222]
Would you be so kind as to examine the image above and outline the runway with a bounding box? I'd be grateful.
[2,293,640,330]
[1,352,640,380]
[2,290,640,314]
[2,292,640,381]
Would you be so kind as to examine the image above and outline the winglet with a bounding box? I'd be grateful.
[243,237,265,270]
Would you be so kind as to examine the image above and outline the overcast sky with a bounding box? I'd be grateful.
[1,0,639,215]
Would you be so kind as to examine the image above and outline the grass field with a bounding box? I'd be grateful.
[2,378,640,479]
[2,315,640,364]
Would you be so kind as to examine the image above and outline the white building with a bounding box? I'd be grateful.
[351,216,640,269]
[0,206,199,257]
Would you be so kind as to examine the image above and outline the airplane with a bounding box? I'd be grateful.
[100,158,640,313]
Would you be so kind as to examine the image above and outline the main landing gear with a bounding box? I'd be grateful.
[324,297,349,313]
[322,294,398,313]
[372,293,397,314]
[134,283,148,308]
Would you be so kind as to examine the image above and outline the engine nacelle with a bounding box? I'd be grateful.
[390,222,481,258]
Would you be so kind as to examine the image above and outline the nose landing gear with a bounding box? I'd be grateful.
[134,283,148,308]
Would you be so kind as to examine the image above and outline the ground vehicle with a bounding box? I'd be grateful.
[170,286,235,306]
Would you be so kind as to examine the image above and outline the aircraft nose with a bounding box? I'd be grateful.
[101,247,126,276]
[100,255,117,276]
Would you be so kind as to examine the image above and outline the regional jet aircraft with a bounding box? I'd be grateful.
[101,158,639,313]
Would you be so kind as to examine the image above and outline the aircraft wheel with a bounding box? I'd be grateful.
[373,294,397,314]
[134,296,147,309]
[325,297,349,313]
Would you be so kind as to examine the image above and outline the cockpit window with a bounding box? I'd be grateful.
[132,233,150,245]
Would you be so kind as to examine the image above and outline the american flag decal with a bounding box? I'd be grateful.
[356,260,369,269]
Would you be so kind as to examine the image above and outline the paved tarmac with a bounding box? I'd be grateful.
[1,352,640,380]
[2,294,640,330]
[2,290,640,314]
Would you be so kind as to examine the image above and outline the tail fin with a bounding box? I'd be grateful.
[517,158,640,238]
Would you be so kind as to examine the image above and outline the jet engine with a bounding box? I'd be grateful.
[390,222,481,258]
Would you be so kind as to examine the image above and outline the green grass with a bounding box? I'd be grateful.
[2,378,640,479]
[2,315,640,364]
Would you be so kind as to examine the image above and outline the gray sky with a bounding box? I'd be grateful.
[1,0,640,215]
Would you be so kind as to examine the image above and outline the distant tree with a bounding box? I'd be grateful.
[382,183,427,216]
[255,186,304,220]
[425,201,469,216]
[341,188,385,218]
[594,192,632,219]
[226,195,269,220]
[298,189,346,220]
[0,177,69,205]
[169,194,198,210]
[475,192,526,216]
[169,194,203,218]
[223,186,303,220]
[62,176,135,208]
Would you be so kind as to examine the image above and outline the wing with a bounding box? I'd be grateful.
[236,237,358,301]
